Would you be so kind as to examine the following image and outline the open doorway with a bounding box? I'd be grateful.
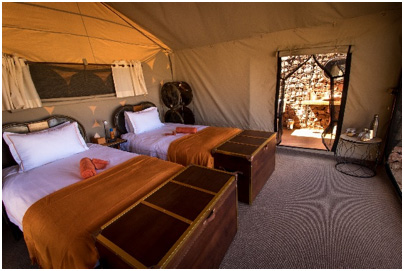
[275,50,351,151]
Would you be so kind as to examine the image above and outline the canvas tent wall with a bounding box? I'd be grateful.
[2,2,173,137]
[109,2,402,138]
[2,2,171,63]
[3,2,402,143]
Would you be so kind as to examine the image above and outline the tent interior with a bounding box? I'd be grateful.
[3,2,401,135]
[2,2,402,268]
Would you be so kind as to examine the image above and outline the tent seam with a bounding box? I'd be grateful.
[2,25,163,49]
[76,3,97,64]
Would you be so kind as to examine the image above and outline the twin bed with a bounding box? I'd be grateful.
[113,101,277,204]
[113,101,241,167]
[2,115,237,268]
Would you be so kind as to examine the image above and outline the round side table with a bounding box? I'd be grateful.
[335,134,382,178]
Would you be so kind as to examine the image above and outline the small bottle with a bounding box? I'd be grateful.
[109,128,115,140]
[370,114,379,138]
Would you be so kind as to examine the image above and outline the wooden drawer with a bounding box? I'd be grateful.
[212,130,276,204]
[95,165,237,268]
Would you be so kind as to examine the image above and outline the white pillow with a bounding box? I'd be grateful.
[6,121,87,151]
[124,107,163,134]
[124,107,154,133]
[3,122,88,172]
[124,111,134,133]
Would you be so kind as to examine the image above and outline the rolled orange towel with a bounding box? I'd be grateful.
[175,127,197,134]
[92,158,109,170]
[80,157,96,179]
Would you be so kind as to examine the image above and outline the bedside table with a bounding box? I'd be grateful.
[101,138,127,149]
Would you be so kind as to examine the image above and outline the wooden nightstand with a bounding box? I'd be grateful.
[101,138,127,149]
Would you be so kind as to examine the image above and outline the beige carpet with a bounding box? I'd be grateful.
[219,146,402,269]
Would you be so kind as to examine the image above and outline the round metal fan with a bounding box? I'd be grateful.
[176,81,193,106]
[164,106,195,124]
[161,82,181,108]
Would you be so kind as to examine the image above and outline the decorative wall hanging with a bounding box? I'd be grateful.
[29,63,114,99]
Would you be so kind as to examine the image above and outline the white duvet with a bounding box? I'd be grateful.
[2,144,138,231]
[121,123,207,160]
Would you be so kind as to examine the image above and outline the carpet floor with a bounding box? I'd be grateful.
[2,147,401,269]
[220,147,402,269]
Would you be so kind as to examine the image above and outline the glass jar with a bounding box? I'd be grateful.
[360,128,371,141]
[346,128,356,137]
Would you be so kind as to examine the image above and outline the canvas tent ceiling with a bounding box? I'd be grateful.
[2,2,170,64]
[108,2,400,50]
[4,2,398,62]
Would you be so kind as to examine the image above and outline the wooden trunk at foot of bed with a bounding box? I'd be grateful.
[95,165,238,269]
[212,130,276,205]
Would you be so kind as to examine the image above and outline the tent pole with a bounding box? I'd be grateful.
[101,3,171,52]
[168,54,174,81]
[331,45,352,152]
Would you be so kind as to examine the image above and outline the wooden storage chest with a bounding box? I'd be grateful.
[95,165,237,269]
[212,130,276,204]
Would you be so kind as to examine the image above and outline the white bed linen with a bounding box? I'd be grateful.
[2,144,138,231]
[121,123,207,160]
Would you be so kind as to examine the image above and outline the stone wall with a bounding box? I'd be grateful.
[280,54,344,130]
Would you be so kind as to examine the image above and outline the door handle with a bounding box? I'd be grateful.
[203,209,216,225]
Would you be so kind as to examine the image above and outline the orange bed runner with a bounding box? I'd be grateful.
[22,155,183,269]
[167,127,241,168]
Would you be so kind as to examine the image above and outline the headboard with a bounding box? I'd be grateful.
[2,115,87,169]
[113,101,157,135]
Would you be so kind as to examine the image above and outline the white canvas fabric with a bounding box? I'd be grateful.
[2,54,42,111]
[112,60,148,97]
[129,60,148,96]
[112,60,136,98]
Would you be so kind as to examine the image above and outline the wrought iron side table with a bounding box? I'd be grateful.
[335,134,382,178]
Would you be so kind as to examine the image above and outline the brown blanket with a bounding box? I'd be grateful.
[22,155,183,269]
[167,127,241,168]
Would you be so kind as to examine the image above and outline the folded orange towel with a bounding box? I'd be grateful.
[176,127,197,134]
[80,158,96,179]
[92,158,109,170]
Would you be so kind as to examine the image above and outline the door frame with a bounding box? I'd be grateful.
[274,48,352,151]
